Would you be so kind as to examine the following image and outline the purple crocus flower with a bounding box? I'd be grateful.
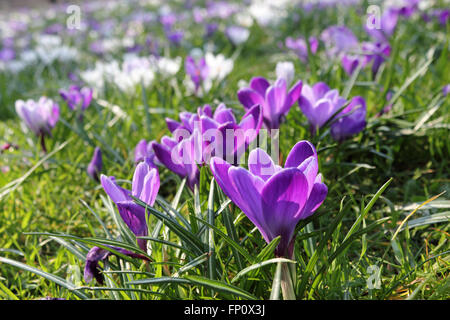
[361,41,391,77]
[0,47,15,62]
[210,141,327,257]
[341,54,367,76]
[365,8,398,43]
[84,161,158,284]
[237,77,303,130]
[341,41,391,77]
[298,82,346,133]
[15,97,59,152]
[330,96,367,141]
[167,30,184,46]
[134,139,158,166]
[388,0,420,18]
[205,23,218,38]
[84,245,150,284]
[153,104,263,190]
[285,36,318,62]
[100,159,159,251]
[443,84,450,97]
[160,12,177,31]
[425,9,450,26]
[185,56,209,95]
[87,147,103,182]
[435,9,449,26]
[59,85,93,112]
[320,26,359,57]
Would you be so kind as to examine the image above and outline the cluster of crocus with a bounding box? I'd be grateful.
[84,159,159,284]
[237,76,303,130]
[15,97,59,152]
[153,103,263,190]
[210,140,327,258]
[59,85,93,117]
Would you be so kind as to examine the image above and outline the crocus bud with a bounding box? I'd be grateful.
[87,147,103,182]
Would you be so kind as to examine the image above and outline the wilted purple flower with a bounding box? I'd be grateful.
[15,97,59,152]
[320,26,359,57]
[330,96,367,141]
[1,143,11,152]
[84,245,150,284]
[101,159,160,251]
[87,147,103,182]
[285,36,318,62]
[225,26,250,46]
[237,77,303,130]
[59,85,93,112]
[298,82,346,133]
[153,104,263,190]
[210,141,327,257]
[185,56,209,94]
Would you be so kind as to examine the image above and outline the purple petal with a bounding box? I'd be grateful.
[285,140,317,168]
[237,88,265,110]
[261,168,309,255]
[249,77,270,96]
[248,148,279,181]
[101,175,128,203]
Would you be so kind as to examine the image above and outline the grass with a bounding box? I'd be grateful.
[0,1,449,300]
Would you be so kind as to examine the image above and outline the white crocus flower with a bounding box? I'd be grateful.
[276,61,295,86]
[205,52,234,82]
